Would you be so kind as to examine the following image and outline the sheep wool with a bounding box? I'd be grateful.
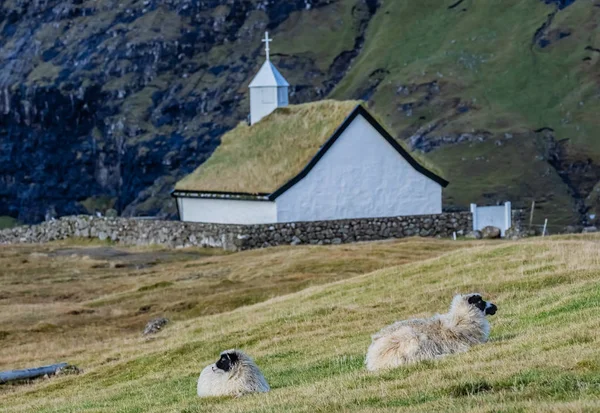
[197,349,270,397]
[365,293,497,371]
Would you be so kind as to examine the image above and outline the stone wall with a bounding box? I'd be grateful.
[0,213,473,251]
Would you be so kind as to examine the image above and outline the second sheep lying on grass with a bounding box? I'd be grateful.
[365,293,497,371]
[197,349,270,397]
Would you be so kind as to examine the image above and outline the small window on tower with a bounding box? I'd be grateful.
[261,88,274,104]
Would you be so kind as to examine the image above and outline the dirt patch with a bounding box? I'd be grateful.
[50,247,207,268]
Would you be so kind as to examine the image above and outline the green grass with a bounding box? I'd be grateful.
[1,236,599,412]
[0,216,19,229]
[272,0,359,72]
[334,0,599,143]
[0,237,466,372]
[427,135,579,226]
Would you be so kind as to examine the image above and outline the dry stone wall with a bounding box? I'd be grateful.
[0,213,473,251]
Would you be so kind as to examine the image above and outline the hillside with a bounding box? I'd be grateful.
[1,236,599,411]
[1,0,600,228]
[0,238,467,372]
[330,0,600,229]
[0,0,377,223]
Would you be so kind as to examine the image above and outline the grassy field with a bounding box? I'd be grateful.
[1,235,600,412]
[0,238,466,373]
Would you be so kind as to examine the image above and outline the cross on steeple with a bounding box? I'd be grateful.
[262,31,273,61]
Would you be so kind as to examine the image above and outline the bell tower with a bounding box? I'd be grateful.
[248,32,289,125]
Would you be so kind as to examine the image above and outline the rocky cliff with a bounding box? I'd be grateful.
[0,0,377,223]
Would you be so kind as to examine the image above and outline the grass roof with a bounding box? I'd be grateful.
[175,100,361,194]
[176,99,444,194]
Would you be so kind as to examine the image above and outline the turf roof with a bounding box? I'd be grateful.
[175,100,362,194]
[175,99,447,195]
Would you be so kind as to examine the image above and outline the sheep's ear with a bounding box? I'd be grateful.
[468,295,482,304]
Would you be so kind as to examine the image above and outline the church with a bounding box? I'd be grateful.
[172,33,449,225]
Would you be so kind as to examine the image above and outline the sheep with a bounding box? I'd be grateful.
[365,293,497,371]
[197,349,270,397]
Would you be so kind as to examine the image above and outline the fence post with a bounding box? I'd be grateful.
[542,219,548,237]
[504,201,512,237]
[529,200,535,229]
[470,203,478,231]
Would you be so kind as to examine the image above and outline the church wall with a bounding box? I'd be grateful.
[179,197,277,224]
[275,114,442,223]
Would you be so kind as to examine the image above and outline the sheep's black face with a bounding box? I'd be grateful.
[467,294,497,316]
[215,352,239,372]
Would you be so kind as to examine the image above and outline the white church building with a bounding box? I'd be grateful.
[172,33,449,225]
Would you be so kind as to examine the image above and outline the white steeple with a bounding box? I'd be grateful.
[249,32,289,125]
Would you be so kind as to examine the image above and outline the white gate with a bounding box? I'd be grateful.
[470,202,512,237]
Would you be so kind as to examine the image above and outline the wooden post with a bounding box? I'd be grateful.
[0,363,68,383]
[529,200,535,229]
[542,219,548,237]
[470,203,478,231]
[453,231,457,241]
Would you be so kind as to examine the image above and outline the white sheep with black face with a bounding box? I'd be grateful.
[365,293,497,371]
[197,349,270,397]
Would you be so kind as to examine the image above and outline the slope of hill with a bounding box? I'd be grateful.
[0,237,466,372]
[1,0,599,228]
[1,236,599,412]
[329,0,600,228]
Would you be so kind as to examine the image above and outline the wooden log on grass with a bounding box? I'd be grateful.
[0,363,68,384]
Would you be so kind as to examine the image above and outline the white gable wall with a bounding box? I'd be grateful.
[179,197,277,224]
[275,114,442,222]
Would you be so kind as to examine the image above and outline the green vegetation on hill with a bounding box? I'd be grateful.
[330,0,600,226]
[272,1,359,72]
[427,137,578,228]
[0,216,19,229]
[335,0,599,143]
[1,236,599,412]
